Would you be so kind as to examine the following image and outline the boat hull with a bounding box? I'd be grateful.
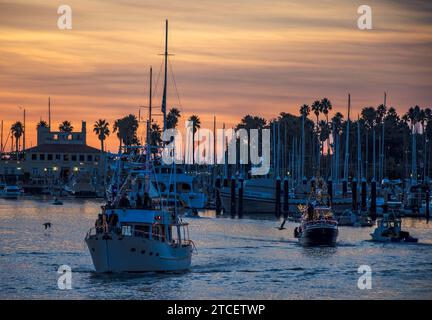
[86,233,192,273]
[298,225,338,247]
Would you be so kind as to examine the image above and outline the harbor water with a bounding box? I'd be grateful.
[1,198,431,299]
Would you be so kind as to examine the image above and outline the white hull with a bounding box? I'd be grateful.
[86,233,192,273]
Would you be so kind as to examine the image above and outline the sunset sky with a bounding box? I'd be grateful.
[0,0,431,151]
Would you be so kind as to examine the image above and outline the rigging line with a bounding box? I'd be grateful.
[152,59,164,107]
[169,59,182,110]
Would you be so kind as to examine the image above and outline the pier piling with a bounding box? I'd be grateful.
[327,179,333,207]
[370,180,377,219]
[230,176,236,215]
[283,177,289,218]
[361,179,367,211]
[352,178,358,211]
[275,177,281,217]
[342,180,348,196]
[238,177,244,216]
[426,189,430,222]
[215,176,221,214]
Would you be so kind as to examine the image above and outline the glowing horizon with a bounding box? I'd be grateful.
[1,0,431,151]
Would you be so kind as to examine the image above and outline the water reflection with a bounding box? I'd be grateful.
[1,198,432,299]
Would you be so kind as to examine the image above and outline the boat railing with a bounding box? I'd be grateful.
[86,226,195,249]
[303,219,338,226]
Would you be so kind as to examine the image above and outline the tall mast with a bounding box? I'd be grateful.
[1,120,3,154]
[301,114,305,179]
[213,116,216,165]
[147,66,153,145]
[161,19,168,132]
[357,115,361,179]
[381,92,386,180]
[48,97,51,129]
[343,93,351,181]
[23,108,26,151]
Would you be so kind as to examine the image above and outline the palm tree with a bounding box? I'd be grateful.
[150,123,162,154]
[236,115,267,167]
[320,98,332,124]
[10,121,24,155]
[59,121,73,133]
[36,120,48,129]
[188,115,201,164]
[113,114,139,150]
[166,108,181,129]
[331,112,344,135]
[311,100,321,126]
[331,112,344,180]
[299,104,310,177]
[320,98,332,171]
[93,119,110,152]
[318,120,330,160]
[311,100,322,173]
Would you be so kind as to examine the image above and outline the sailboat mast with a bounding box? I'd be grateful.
[161,19,168,132]
[147,66,153,145]
[48,97,51,129]
[23,108,26,151]
[381,92,386,180]
[357,115,361,179]
[1,120,3,154]
[343,93,351,181]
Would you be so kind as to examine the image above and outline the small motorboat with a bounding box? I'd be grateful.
[370,213,418,243]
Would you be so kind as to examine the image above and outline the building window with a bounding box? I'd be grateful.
[95,155,100,162]
[56,154,61,160]
[63,154,69,161]
[32,168,38,175]
[53,134,58,140]
[87,155,93,162]
[71,155,77,161]
[48,154,53,161]
[39,154,45,161]
[68,134,72,140]
[31,154,37,160]
[79,155,85,161]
